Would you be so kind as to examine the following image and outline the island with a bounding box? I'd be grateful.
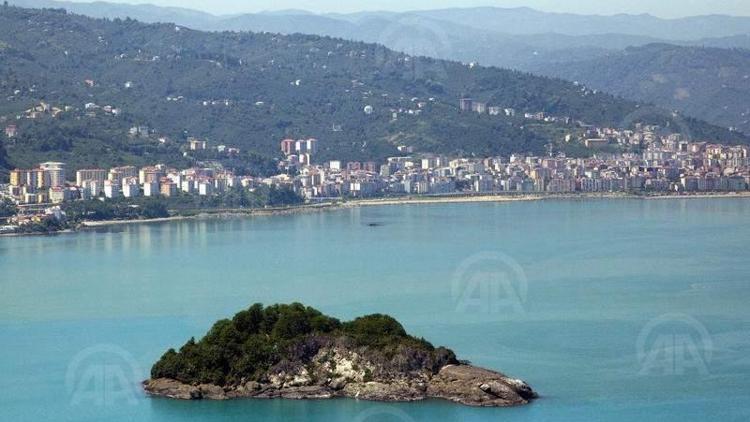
[144,303,537,407]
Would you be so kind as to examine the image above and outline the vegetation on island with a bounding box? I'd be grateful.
[151,303,456,386]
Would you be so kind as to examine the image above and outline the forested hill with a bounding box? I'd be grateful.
[0,6,746,174]
[534,44,750,135]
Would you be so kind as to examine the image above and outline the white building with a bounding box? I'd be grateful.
[122,178,140,198]
[104,180,120,199]
[143,181,160,197]
[198,180,214,196]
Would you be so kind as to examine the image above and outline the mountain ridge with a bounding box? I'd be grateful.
[10,0,750,40]
[0,5,746,176]
[534,43,750,135]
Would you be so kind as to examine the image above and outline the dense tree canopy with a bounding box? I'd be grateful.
[151,303,450,386]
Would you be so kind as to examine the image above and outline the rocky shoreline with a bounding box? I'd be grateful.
[144,363,537,407]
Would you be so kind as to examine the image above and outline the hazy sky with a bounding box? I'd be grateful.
[64,0,750,18]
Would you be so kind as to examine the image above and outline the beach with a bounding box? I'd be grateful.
[3,191,749,236]
[77,191,750,228]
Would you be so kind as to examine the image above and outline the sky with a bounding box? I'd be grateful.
[62,0,750,18]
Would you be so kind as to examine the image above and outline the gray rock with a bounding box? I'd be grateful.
[427,365,536,407]
[144,363,536,407]
[244,381,261,391]
[328,377,347,391]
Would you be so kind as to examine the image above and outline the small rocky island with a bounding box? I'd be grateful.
[144,303,537,407]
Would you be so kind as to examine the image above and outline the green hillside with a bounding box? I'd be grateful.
[535,44,750,135]
[0,6,746,177]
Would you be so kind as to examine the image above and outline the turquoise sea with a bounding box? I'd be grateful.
[1,198,750,421]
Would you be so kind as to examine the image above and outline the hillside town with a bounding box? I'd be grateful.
[281,132,749,199]
[2,119,749,233]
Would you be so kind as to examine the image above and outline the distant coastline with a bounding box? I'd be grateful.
[341,191,750,208]
[77,191,750,228]
[3,191,749,237]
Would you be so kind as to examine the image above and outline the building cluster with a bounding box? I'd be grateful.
[4,162,253,205]
[279,138,320,167]
[280,135,750,199]
[460,98,514,116]
[459,98,571,124]
[578,125,674,149]
[7,162,68,204]
[387,96,436,121]
[22,102,71,119]
[6,99,119,132]
[84,102,121,118]
[3,128,750,210]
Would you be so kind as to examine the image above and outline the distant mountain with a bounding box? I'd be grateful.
[9,0,219,26]
[9,1,750,70]
[534,44,750,135]
[413,7,750,40]
[9,6,741,173]
[12,1,750,40]
[216,13,357,36]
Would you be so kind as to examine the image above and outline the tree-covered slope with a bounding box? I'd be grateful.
[145,302,537,407]
[0,6,745,175]
[534,44,750,135]
[150,303,454,386]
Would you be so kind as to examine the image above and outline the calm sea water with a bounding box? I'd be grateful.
[1,198,749,422]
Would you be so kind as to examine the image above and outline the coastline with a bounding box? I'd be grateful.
[143,364,537,407]
[71,191,750,229]
[3,191,749,237]
[341,191,750,207]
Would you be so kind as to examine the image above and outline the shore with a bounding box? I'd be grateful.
[3,191,749,236]
[77,202,342,229]
[144,364,537,407]
[76,191,750,229]
[338,191,750,207]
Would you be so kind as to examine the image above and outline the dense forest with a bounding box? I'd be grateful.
[151,303,456,386]
[0,6,747,178]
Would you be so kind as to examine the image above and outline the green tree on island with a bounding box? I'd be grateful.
[150,303,455,386]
